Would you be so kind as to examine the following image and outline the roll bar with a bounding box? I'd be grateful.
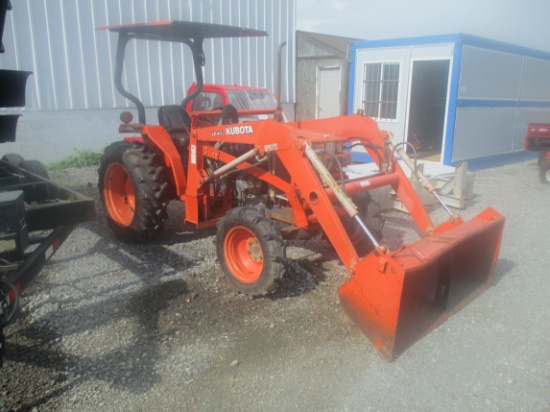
[99,21,267,124]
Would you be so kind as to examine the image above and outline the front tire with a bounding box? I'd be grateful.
[98,142,168,242]
[216,207,285,296]
[540,156,550,184]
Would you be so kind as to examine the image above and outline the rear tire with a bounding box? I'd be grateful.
[19,159,50,200]
[540,157,550,184]
[2,153,25,167]
[216,207,285,296]
[98,142,168,242]
[538,151,546,168]
[19,159,49,179]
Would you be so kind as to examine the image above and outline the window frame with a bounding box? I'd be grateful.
[362,62,400,121]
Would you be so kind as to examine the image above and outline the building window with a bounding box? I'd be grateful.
[362,63,400,120]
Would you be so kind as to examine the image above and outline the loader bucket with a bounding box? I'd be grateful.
[338,208,505,361]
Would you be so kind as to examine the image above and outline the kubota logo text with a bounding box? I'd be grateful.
[226,125,253,135]
[211,124,254,138]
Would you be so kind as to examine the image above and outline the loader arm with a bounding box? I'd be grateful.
[191,113,504,360]
[290,115,435,234]
[279,116,504,361]
[272,133,362,269]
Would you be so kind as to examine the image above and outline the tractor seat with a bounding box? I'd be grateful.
[158,105,192,147]
[219,104,239,125]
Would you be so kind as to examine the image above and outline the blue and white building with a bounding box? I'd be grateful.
[348,34,550,168]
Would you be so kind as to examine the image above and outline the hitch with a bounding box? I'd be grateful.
[0,327,4,368]
[0,283,16,368]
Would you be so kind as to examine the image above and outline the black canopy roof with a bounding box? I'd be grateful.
[98,20,267,42]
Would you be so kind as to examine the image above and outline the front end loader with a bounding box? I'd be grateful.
[98,21,505,360]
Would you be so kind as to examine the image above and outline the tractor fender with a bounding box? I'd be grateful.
[141,126,187,196]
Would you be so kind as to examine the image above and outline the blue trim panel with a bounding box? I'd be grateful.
[459,34,550,61]
[444,42,462,166]
[351,152,374,163]
[457,100,550,108]
[351,34,463,50]
[351,33,550,61]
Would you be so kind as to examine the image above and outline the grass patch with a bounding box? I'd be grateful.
[48,148,103,172]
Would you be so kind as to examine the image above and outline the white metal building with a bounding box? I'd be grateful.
[349,34,550,168]
[0,0,296,162]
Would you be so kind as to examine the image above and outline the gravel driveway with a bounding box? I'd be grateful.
[1,159,549,411]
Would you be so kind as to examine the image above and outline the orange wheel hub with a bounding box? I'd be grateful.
[103,163,135,226]
[224,226,264,283]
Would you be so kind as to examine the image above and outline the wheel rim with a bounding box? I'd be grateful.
[103,163,136,226]
[224,226,264,284]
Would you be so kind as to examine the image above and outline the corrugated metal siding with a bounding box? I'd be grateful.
[0,0,295,111]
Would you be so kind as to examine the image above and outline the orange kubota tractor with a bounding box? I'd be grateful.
[97,21,505,360]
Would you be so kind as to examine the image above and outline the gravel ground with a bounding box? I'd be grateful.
[1,160,549,411]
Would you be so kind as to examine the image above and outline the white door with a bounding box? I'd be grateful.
[317,66,341,119]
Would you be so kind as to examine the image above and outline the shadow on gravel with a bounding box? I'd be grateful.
[494,257,516,285]
[91,200,217,248]
[271,256,330,300]
[158,225,217,246]
[5,279,189,410]
[2,214,210,409]
[26,222,198,336]
[264,238,338,300]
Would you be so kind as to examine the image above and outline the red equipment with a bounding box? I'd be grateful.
[97,21,505,360]
[524,123,550,184]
